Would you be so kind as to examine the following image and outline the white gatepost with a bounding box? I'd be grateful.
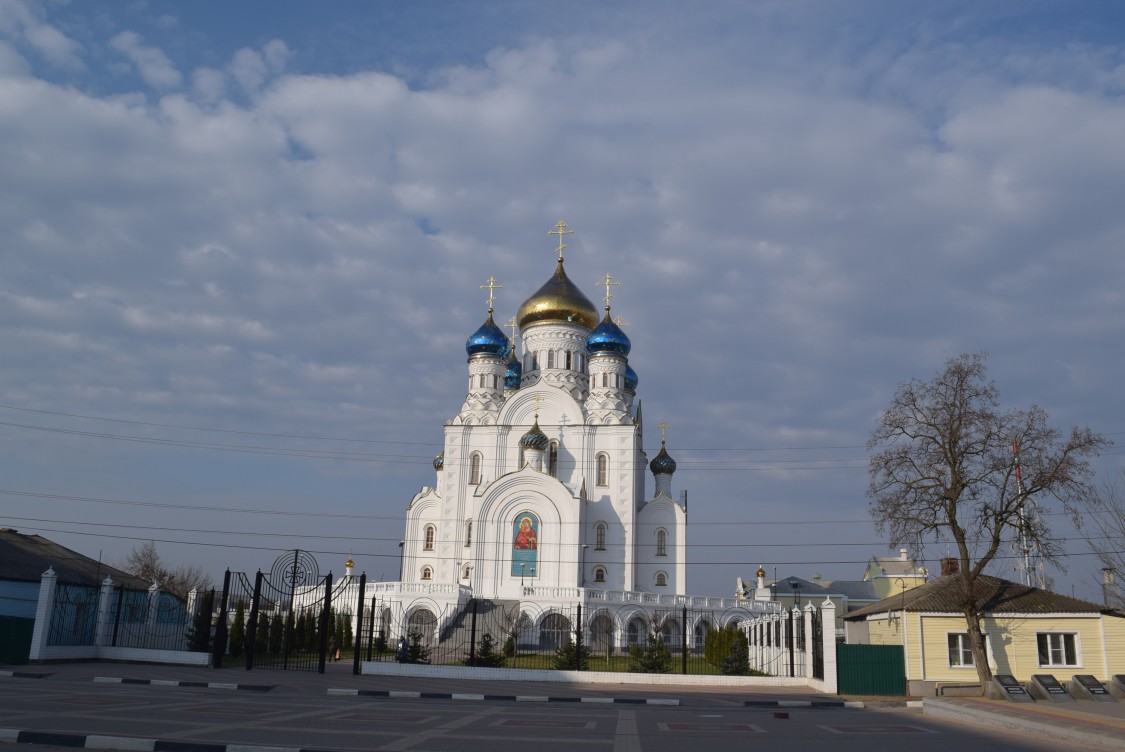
[27,567,58,661]
[94,576,116,646]
[791,606,802,677]
[803,602,815,679]
[819,598,837,694]
[147,582,162,629]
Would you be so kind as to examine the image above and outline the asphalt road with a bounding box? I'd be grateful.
[0,671,1068,751]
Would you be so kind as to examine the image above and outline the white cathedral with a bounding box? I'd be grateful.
[364,222,774,652]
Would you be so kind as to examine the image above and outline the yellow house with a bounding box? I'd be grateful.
[843,573,1125,691]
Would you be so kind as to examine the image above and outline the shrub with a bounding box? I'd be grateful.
[628,632,672,673]
[553,636,591,670]
[466,632,506,668]
[228,602,246,658]
[703,624,742,667]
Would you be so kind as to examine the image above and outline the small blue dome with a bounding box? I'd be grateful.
[650,442,677,475]
[624,364,638,391]
[433,452,445,471]
[519,419,549,451]
[586,314,631,356]
[504,350,523,389]
[466,313,509,357]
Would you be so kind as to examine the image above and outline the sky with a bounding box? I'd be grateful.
[2,0,1124,603]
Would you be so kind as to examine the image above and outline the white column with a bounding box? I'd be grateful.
[95,576,116,646]
[820,598,838,694]
[803,602,815,679]
[28,568,58,661]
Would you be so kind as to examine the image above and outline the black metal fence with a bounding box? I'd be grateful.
[47,584,99,646]
[359,599,758,674]
[46,581,202,652]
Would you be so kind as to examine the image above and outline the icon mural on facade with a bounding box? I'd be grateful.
[511,513,539,577]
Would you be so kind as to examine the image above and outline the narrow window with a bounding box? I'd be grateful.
[548,441,558,476]
[596,453,608,486]
[601,372,608,387]
[463,565,471,579]
[948,633,974,667]
[594,567,606,583]
[595,523,606,550]
[424,525,436,551]
[564,350,572,369]
[547,350,556,369]
[656,529,667,556]
[470,453,482,485]
[655,572,667,587]
[464,520,472,547]
[421,566,432,581]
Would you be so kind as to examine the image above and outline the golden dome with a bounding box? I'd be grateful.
[756,566,766,578]
[517,260,599,330]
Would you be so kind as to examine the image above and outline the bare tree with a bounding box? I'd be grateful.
[122,541,214,600]
[1088,471,1125,606]
[867,353,1107,687]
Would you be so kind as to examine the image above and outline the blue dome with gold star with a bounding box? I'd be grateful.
[624,363,638,391]
[433,451,445,471]
[586,313,631,356]
[466,313,509,357]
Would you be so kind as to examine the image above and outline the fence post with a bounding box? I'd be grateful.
[352,572,366,675]
[317,573,333,674]
[246,570,263,671]
[468,599,479,665]
[819,599,837,693]
[212,569,232,669]
[681,605,688,674]
[111,585,125,647]
[367,596,377,662]
[803,603,815,679]
[28,568,58,661]
[93,577,116,648]
[575,603,584,670]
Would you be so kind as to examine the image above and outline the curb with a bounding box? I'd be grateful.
[1,729,313,752]
[923,697,1125,751]
[326,688,679,705]
[94,677,274,692]
[0,671,50,680]
[743,700,861,708]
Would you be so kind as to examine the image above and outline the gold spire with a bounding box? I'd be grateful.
[480,276,502,314]
[596,273,620,312]
[547,220,574,262]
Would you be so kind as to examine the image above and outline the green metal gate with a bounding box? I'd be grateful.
[0,616,34,665]
[836,644,906,696]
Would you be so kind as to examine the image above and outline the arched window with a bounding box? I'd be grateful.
[469,453,482,485]
[601,372,608,387]
[462,565,471,580]
[595,523,606,550]
[424,525,436,550]
[464,520,472,547]
[564,350,572,369]
[656,529,667,556]
[421,566,433,581]
[655,571,668,587]
[596,453,608,486]
[594,567,606,583]
[548,441,558,476]
[547,350,556,369]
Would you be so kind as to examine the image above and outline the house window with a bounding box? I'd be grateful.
[464,520,472,547]
[595,523,606,550]
[470,453,482,485]
[424,525,436,550]
[948,633,974,667]
[1037,632,1079,667]
[548,441,558,476]
[596,453,608,486]
[594,567,606,583]
[655,572,668,587]
[656,529,667,556]
[421,566,433,580]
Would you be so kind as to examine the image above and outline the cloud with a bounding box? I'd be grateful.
[0,0,82,70]
[109,30,181,89]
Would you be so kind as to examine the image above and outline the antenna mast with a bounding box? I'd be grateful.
[1013,441,1044,588]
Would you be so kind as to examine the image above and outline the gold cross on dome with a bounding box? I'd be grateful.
[659,420,669,443]
[548,220,574,262]
[613,315,629,329]
[505,316,519,342]
[596,273,620,312]
[481,276,502,313]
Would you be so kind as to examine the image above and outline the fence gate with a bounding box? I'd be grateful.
[224,550,336,673]
[836,644,906,696]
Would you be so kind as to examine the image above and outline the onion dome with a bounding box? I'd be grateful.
[346,558,355,570]
[517,260,599,330]
[586,313,631,356]
[650,440,677,475]
[432,451,445,471]
[519,418,549,451]
[504,349,523,389]
[624,363,638,391]
[756,566,766,578]
[466,313,509,357]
